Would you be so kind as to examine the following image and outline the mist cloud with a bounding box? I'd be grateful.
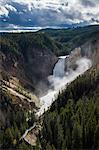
[37,57,92,116]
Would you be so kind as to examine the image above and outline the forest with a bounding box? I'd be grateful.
[40,68,99,150]
[40,25,99,55]
[0,86,36,149]
[1,25,99,57]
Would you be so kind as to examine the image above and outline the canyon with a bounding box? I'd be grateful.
[0,25,99,149]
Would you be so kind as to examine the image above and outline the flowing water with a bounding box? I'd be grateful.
[22,56,92,143]
[53,56,69,78]
[36,56,92,117]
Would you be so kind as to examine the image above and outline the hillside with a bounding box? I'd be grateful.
[40,25,99,56]
[0,85,37,149]
[0,32,58,95]
[40,67,99,150]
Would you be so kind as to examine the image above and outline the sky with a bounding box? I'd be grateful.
[0,0,99,30]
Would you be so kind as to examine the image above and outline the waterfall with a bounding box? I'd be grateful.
[22,55,92,144]
[36,56,92,117]
[53,57,66,78]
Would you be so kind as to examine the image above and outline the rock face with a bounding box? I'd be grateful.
[23,47,58,95]
[0,43,57,96]
[66,47,81,70]
[81,38,99,67]
[65,36,99,70]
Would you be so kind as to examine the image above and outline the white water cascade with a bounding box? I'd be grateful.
[21,56,92,143]
[53,56,68,78]
[36,56,92,117]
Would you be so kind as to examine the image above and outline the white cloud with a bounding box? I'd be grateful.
[5,4,17,12]
[0,6,9,17]
[0,0,99,26]
[0,1,17,17]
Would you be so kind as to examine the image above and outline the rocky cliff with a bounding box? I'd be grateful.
[81,38,99,67]
[0,33,58,96]
[65,35,99,70]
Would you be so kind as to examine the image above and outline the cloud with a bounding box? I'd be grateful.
[5,4,17,12]
[0,0,99,28]
[0,6,9,17]
[91,18,99,23]
[80,0,96,7]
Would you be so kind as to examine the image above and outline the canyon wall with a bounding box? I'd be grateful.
[66,36,99,70]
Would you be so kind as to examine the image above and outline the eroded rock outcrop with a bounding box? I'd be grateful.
[65,36,99,70]
[81,38,99,67]
[66,47,81,70]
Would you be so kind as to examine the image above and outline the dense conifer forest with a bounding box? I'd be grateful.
[0,87,36,149]
[40,68,99,150]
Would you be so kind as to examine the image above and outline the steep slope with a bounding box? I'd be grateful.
[0,32,58,95]
[0,86,37,149]
[65,35,99,70]
[40,67,99,150]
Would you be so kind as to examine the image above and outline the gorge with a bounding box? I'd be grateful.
[0,25,99,149]
[37,56,92,117]
[22,53,92,146]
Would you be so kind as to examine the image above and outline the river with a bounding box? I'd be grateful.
[21,56,92,143]
[36,56,92,116]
